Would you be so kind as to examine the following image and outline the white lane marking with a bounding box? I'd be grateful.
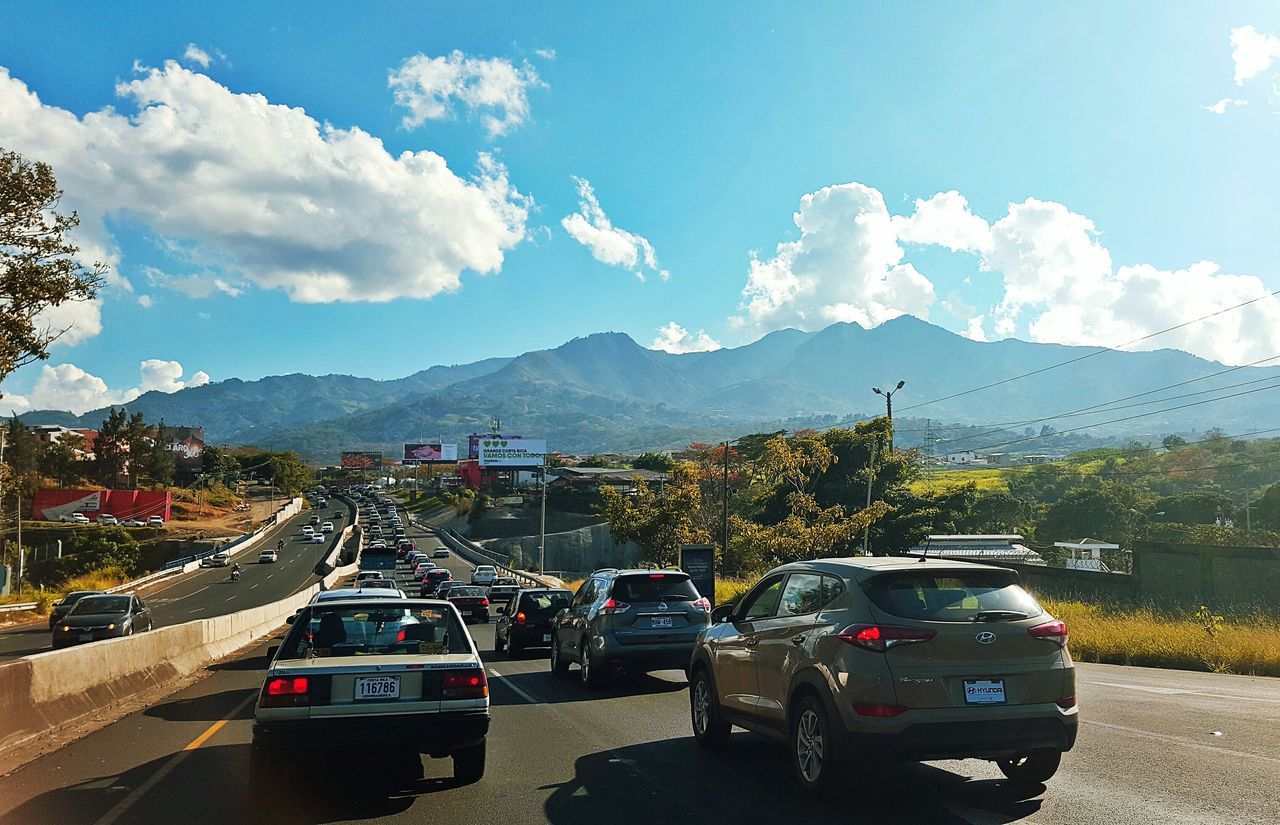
[1087,680,1280,704]
[250,584,259,590]
[225,596,236,602]
[1082,719,1280,764]
[160,585,209,605]
[91,693,256,825]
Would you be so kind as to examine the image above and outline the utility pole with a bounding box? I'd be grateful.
[872,380,905,452]
[1244,493,1252,532]
[861,440,878,555]
[722,441,730,564]
[539,454,547,574]
[15,499,22,595]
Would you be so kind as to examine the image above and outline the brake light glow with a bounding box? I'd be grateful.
[837,624,937,652]
[442,669,488,700]
[853,703,907,717]
[481,599,489,606]
[1029,620,1069,647]
[260,676,310,707]
[691,596,711,612]
[648,574,667,579]
[602,599,630,613]
[515,611,526,625]
[395,628,406,643]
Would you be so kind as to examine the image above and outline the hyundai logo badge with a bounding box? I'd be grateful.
[975,631,996,645]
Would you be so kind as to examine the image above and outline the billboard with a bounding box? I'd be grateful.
[33,489,171,522]
[403,442,458,463]
[164,426,205,473]
[340,451,383,470]
[469,433,522,460]
[477,438,547,467]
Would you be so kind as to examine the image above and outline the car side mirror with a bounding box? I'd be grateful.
[285,614,296,624]
[711,604,734,624]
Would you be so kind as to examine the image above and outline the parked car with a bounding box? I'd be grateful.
[97,514,119,526]
[419,568,452,596]
[687,557,1078,792]
[59,513,91,524]
[250,599,489,797]
[48,590,105,630]
[496,588,572,656]
[52,594,153,648]
[471,566,498,586]
[551,569,710,688]
[121,518,146,527]
[447,586,491,623]
[258,549,278,564]
[147,516,165,527]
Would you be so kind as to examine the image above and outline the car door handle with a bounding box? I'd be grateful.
[791,635,805,646]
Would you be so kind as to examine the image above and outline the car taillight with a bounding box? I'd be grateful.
[852,703,907,717]
[442,669,488,700]
[601,599,630,613]
[481,599,490,607]
[260,676,309,707]
[1029,620,1069,647]
[837,624,936,652]
[395,628,407,643]
[515,612,526,625]
[690,597,711,612]
[1056,696,1077,710]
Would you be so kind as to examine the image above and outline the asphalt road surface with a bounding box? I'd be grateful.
[0,532,1275,824]
[0,505,341,661]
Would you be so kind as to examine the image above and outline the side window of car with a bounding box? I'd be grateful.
[822,576,846,607]
[573,579,596,607]
[778,573,825,617]
[739,575,786,621]
[135,597,147,612]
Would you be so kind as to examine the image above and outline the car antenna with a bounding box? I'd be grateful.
[918,536,932,563]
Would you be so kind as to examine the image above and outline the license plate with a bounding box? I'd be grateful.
[964,679,1006,704]
[355,676,400,701]
[79,633,94,642]
[460,610,471,616]
[651,616,673,629]
[542,634,551,643]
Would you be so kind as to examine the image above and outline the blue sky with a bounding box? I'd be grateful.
[2,1,1280,412]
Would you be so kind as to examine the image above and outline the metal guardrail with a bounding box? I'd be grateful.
[0,602,38,614]
[0,565,184,616]
[424,524,562,588]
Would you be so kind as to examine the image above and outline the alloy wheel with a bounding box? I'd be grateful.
[795,709,824,784]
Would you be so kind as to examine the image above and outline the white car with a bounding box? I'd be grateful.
[307,587,406,604]
[309,533,325,544]
[147,516,165,527]
[121,518,146,528]
[258,549,279,563]
[301,525,314,536]
[60,513,91,524]
[98,514,119,526]
[321,522,334,533]
[206,551,231,567]
[250,599,488,797]
[433,548,450,559]
[355,571,385,585]
[471,566,498,586]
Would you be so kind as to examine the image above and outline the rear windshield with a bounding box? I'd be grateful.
[279,604,469,658]
[612,574,699,603]
[69,596,130,615]
[518,591,571,620]
[450,587,485,598]
[863,570,1042,623]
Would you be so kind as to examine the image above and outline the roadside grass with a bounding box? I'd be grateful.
[1044,599,1280,677]
[908,468,1009,495]
[0,569,130,623]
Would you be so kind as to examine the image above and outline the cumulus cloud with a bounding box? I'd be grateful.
[964,316,988,342]
[1202,97,1248,114]
[183,43,212,68]
[733,182,936,333]
[1230,25,1280,85]
[650,322,721,354]
[1,359,211,415]
[0,61,530,305]
[533,48,557,60]
[891,190,992,253]
[137,294,154,308]
[561,177,668,281]
[389,50,544,137]
[33,299,103,348]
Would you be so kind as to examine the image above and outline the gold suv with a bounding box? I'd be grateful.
[689,557,1077,792]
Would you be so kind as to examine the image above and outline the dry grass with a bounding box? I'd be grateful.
[1044,599,1280,677]
[909,468,1009,495]
[0,570,130,623]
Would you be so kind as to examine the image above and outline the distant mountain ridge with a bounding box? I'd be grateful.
[19,317,1280,459]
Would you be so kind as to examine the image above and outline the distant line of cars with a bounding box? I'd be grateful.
[56,512,164,527]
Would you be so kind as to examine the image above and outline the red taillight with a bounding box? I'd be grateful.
[1056,696,1077,710]
[260,676,309,707]
[602,599,630,613]
[481,599,489,607]
[648,574,667,579]
[837,624,936,652]
[691,596,711,612]
[442,669,488,700]
[515,612,526,625]
[1029,620,1069,647]
[395,628,406,643]
[853,703,907,717]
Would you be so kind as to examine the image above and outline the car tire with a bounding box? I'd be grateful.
[997,749,1061,786]
[453,740,486,785]
[550,636,571,677]
[494,633,506,653]
[689,668,731,749]
[579,644,605,689]
[792,695,835,793]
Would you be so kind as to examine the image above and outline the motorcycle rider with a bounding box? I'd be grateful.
[277,538,285,551]
[230,562,241,582]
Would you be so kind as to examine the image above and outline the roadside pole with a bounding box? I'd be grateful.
[539,456,547,574]
[861,440,877,555]
[721,441,729,566]
[15,499,22,595]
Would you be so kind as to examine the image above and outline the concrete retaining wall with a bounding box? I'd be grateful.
[480,521,642,575]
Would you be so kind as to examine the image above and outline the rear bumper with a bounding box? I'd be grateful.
[510,624,556,647]
[841,711,1078,761]
[598,638,696,672]
[253,710,490,756]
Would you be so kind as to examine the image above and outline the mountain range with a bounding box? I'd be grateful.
[19,316,1280,461]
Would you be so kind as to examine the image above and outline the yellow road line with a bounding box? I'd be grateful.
[183,717,232,751]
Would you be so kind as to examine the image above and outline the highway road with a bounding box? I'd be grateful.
[0,503,344,661]
[0,531,1275,824]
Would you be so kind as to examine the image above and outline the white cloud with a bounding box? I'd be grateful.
[183,43,212,68]
[33,299,103,348]
[166,275,244,298]
[137,294,154,308]
[1,359,211,415]
[891,190,992,252]
[1230,25,1280,85]
[964,316,988,342]
[0,61,530,305]
[561,177,668,281]
[733,182,936,333]
[389,50,544,137]
[650,322,721,354]
[1202,97,1248,114]
[533,48,557,60]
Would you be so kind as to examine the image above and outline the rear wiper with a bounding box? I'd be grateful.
[659,594,694,602]
[968,610,1029,622]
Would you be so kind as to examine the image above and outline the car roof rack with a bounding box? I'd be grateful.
[592,567,619,574]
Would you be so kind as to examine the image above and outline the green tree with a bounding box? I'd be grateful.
[2,417,42,498]
[1162,434,1188,450]
[600,461,710,567]
[631,451,674,472]
[124,411,149,488]
[0,147,107,391]
[40,430,86,488]
[1153,492,1232,526]
[963,492,1035,533]
[581,454,623,468]
[1255,484,1280,531]
[146,421,176,488]
[1038,486,1142,542]
[95,408,129,488]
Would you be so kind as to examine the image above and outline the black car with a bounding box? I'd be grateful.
[419,568,452,595]
[48,590,105,629]
[333,510,344,519]
[496,588,572,656]
[52,594,153,648]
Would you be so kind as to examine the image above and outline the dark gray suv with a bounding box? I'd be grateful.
[550,569,711,687]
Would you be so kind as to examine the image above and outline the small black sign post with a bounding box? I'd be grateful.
[680,543,716,608]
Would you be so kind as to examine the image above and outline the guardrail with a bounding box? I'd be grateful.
[424,524,563,588]
[0,565,186,616]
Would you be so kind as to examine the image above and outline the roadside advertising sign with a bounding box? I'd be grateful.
[477,438,547,467]
[681,543,716,608]
[340,451,383,470]
[403,443,458,463]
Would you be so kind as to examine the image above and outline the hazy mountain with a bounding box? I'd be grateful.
[19,316,1280,460]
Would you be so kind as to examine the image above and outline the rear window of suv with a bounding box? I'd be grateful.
[611,574,699,603]
[517,591,572,620]
[863,569,1042,623]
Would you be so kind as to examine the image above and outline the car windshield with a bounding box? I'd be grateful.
[278,604,468,659]
[863,570,1044,623]
[518,591,571,620]
[612,574,699,603]
[61,591,96,606]
[450,587,485,598]
[68,596,130,615]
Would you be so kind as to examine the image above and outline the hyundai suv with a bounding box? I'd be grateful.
[688,557,1077,792]
[550,569,710,687]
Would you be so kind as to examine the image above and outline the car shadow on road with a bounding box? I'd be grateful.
[143,687,258,722]
[487,664,688,706]
[541,736,1045,825]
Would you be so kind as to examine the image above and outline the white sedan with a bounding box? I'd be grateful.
[309,533,325,544]
[321,521,334,533]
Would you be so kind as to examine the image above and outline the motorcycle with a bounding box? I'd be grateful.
[230,568,241,583]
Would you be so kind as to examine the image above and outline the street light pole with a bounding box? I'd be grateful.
[721,441,730,564]
[872,380,905,452]
[539,455,547,574]
[861,440,877,555]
